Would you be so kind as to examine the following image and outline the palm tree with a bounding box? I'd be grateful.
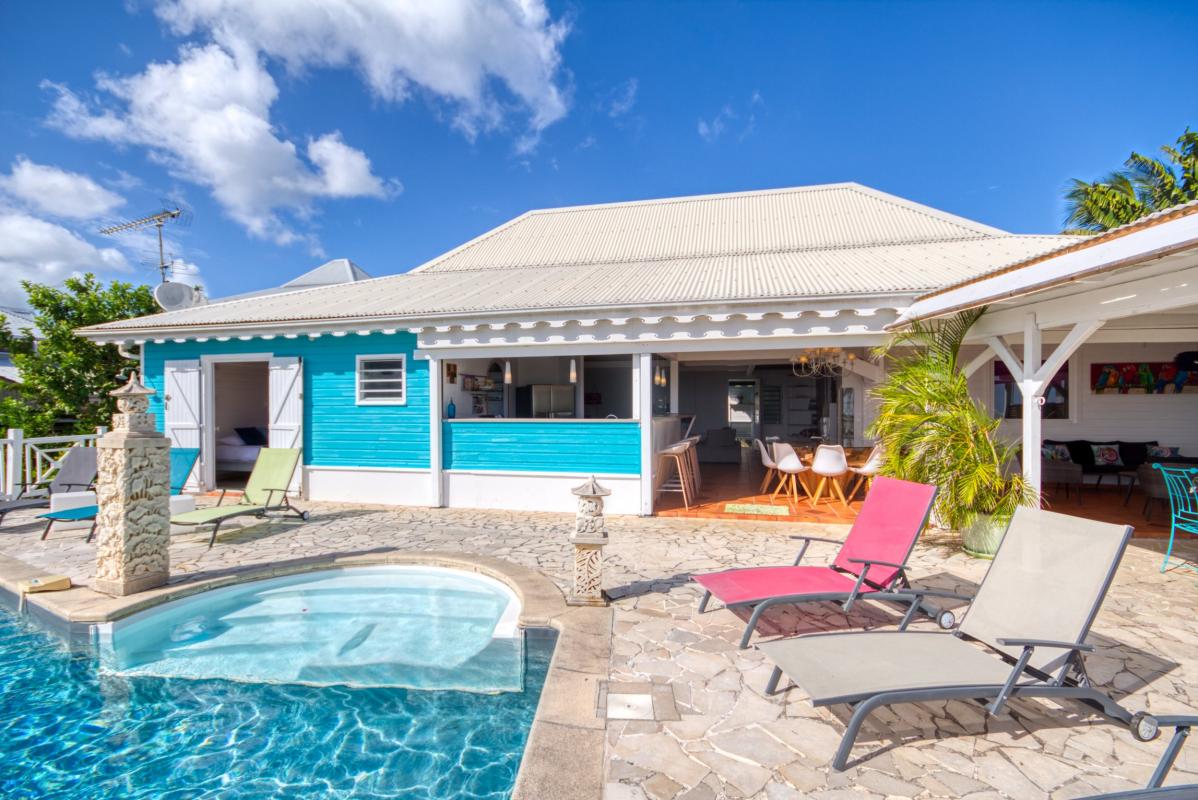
[869,309,1034,535]
[1064,128,1198,233]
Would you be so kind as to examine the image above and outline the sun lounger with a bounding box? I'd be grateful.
[693,476,939,648]
[170,448,308,548]
[1079,715,1198,798]
[36,447,200,541]
[0,446,97,526]
[759,507,1136,771]
[1078,713,1198,795]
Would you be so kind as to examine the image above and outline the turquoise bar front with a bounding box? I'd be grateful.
[442,420,641,474]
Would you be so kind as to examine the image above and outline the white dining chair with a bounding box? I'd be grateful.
[810,444,851,513]
[770,442,812,508]
[846,445,884,502]
[755,438,781,494]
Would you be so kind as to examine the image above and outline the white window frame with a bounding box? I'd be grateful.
[356,353,407,406]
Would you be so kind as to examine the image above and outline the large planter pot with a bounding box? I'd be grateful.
[962,514,1007,559]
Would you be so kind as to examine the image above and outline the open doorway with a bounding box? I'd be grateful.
[212,361,269,489]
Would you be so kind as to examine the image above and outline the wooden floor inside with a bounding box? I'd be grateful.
[654,451,1175,538]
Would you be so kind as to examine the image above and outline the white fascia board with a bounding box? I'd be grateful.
[80,294,915,346]
[967,262,1198,340]
[895,213,1198,327]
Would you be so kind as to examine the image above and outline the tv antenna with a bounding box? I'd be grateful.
[99,207,184,283]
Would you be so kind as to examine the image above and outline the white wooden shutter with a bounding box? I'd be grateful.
[164,359,203,491]
[269,356,304,491]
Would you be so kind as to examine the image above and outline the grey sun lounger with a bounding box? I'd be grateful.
[1079,715,1198,799]
[759,507,1137,771]
[0,445,98,526]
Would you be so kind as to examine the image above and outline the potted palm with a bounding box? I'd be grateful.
[869,309,1035,558]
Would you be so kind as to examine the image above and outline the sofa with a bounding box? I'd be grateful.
[1043,439,1198,487]
[697,427,741,463]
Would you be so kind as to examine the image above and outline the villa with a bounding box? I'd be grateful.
[78,183,1198,523]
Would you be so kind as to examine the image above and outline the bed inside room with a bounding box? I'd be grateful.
[212,361,270,488]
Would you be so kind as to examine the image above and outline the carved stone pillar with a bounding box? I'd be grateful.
[93,372,171,597]
[568,476,611,607]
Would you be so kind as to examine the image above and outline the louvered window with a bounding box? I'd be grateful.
[356,355,406,405]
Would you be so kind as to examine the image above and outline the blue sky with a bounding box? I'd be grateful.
[1,0,1195,305]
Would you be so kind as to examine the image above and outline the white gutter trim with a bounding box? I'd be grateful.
[77,295,916,344]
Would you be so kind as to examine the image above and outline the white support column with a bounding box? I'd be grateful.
[636,352,654,516]
[669,358,680,414]
[1019,313,1043,494]
[574,355,585,417]
[427,355,444,507]
[4,428,22,499]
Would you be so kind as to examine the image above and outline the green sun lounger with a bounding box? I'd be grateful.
[171,448,308,548]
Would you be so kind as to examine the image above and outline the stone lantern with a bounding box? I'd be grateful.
[568,475,611,606]
[93,371,171,597]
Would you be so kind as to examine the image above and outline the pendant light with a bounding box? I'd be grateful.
[569,358,578,384]
[504,360,513,385]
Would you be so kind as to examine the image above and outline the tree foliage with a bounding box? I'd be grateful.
[1064,128,1198,232]
[0,275,158,436]
[868,309,1035,533]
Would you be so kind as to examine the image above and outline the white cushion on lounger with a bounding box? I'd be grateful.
[48,491,95,531]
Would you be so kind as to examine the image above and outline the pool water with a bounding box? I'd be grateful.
[0,606,554,799]
[103,567,525,692]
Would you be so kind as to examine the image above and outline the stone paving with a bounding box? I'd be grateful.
[3,502,1198,798]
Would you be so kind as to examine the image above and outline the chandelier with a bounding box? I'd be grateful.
[790,348,856,378]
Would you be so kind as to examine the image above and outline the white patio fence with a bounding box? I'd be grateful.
[1,427,105,501]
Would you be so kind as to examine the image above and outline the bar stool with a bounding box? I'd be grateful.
[846,446,883,502]
[810,444,851,513]
[659,441,696,509]
[771,442,812,509]
[682,435,703,493]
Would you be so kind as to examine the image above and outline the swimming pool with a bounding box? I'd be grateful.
[0,570,555,799]
[102,566,525,691]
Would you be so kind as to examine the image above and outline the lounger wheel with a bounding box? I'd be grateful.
[1131,711,1161,742]
[937,610,956,630]
[300,511,310,521]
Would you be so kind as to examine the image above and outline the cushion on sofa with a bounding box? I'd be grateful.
[1091,444,1123,467]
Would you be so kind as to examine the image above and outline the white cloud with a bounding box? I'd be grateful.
[0,157,126,220]
[154,0,571,145]
[698,92,764,143]
[607,78,638,118]
[0,212,130,305]
[44,42,393,245]
[307,132,399,198]
[697,105,735,143]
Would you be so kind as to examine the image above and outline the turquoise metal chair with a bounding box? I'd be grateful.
[1155,464,1198,573]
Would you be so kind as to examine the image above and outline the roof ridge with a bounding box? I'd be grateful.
[406,232,1073,274]
[520,182,864,215]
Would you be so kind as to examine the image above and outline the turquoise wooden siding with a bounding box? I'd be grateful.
[142,333,430,468]
[442,420,640,474]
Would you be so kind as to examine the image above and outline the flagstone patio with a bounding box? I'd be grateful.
[2,502,1197,799]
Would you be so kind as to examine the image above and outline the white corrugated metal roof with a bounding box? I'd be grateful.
[412,183,1010,273]
[81,183,1079,335]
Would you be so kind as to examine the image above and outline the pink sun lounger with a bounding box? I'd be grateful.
[693,475,938,648]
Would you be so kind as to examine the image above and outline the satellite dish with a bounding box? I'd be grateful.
[154,281,198,311]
